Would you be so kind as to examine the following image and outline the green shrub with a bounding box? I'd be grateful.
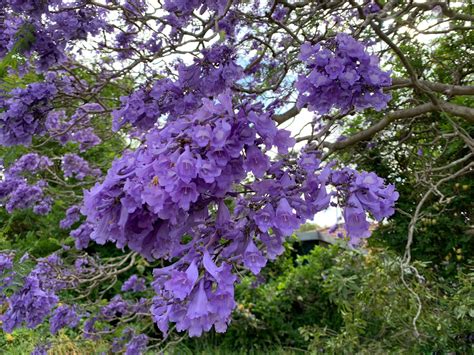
[182,245,473,353]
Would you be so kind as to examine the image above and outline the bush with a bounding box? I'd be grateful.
[182,245,473,353]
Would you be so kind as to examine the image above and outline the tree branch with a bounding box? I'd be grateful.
[413,2,474,22]
[391,78,474,96]
[273,105,300,124]
[439,101,474,122]
[323,100,473,153]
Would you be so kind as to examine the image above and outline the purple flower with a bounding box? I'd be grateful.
[339,69,360,85]
[203,251,237,286]
[74,257,89,272]
[101,296,129,319]
[122,275,146,292]
[176,147,198,183]
[62,154,100,180]
[60,205,81,229]
[216,200,231,227]
[355,172,382,189]
[343,195,371,241]
[272,4,288,21]
[197,157,222,183]
[2,275,58,333]
[31,344,50,355]
[244,146,270,178]
[211,120,232,148]
[299,152,321,173]
[33,198,52,215]
[193,124,212,147]
[186,280,210,319]
[274,198,300,235]
[336,33,367,59]
[4,180,47,215]
[243,240,267,275]
[296,34,391,114]
[9,153,52,175]
[299,42,318,61]
[254,204,275,232]
[170,181,199,210]
[314,49,332,67]
[260,233,285,260]
[208,147,230,167]
[184,280,212,337]
[363,1,381,15]
[248,111,277,140]
[70,222,93,250]
[113,90,158,131]
[142,181,166,214]
[274,129,295,154]
[164,261,199,300]
[325,57,345,79]
[0,253,13,272]
[0,82,57,146]
[304,177,331,214]
[71,128,102,152]
[125,334,148,355]
[50,305,80,334]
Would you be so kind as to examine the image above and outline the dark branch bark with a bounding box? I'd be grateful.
[413,2,474,22]
[440,101,474,122]
[391,78,474,96]
[324,103,435,151]
[273,105,300,124]
[323,100,474,152]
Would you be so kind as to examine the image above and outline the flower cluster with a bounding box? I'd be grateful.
[163,0,229,36]
[70,222,93,250]
[124,334,148,355]
[122,275,146,293]
[1,254,84,335]
[83,80,397,338]
[296,33,392,114]
[164,0,228,17]
[49,304,80,334]
[0,83,57,146]
[0,153,53,215]
[330,168,399,244]
[2,2,109,72]
[71,128,102,152]
[46,108,102,151]
[0,253,14,303]
[2,274,58,333]
[113,44,242,132]
[60,205,82,229]
[61,153,101,180]
[0,253,13,273]
[8,153,52,175]
[84,90,293,256]
[31,344,50,355]
[110,327,149,355]
[5,0,53,17]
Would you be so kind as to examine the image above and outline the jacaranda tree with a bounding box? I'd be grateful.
[0,1,472,353]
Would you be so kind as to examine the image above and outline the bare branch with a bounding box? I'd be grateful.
[323,101,474,153]
[324,103,435,151]
[391,78,474,96]
[273,105,300,124]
